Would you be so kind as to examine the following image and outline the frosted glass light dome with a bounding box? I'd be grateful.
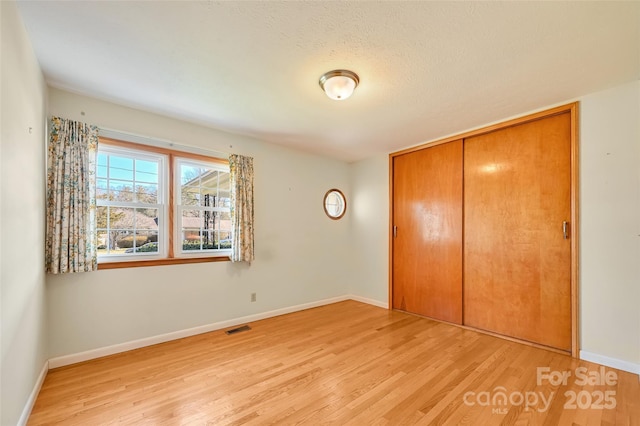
[319,70,359,101]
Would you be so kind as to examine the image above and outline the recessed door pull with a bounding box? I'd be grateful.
[562,221,569,240]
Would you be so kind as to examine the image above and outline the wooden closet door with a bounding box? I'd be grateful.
[463,113,572,351]
[392,140,463,324]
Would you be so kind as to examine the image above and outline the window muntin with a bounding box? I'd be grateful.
[176,159,231,255]
[96,146,166,260]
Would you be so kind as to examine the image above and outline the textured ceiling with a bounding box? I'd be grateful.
[16,1,640,162]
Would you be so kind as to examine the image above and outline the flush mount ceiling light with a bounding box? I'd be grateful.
[319,69,359,101]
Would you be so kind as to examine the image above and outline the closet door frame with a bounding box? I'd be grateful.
[388,102,579,357]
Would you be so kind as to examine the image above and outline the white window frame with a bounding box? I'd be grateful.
[96,145,169,263]
[174,157,232,258]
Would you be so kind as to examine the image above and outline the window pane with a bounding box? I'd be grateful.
[96,206,160,256]
[135,159,158,183]
[220,211,231,230]
[202,230,216,249]
[218,189,231,208]
[180,164,229,209]
[181,165,206,206]
[215,212,231,249]
[219,232,232,249]
[203,210,214,229]
[109,156,134,181]
[129,231,158,254]
[181,187,200,206]
[181,209,202,227]
[181,165,202,186]
[202,170,219,191]
[97,153,107,167]
[113,230,135,252]
[97,231,109,254]
[97,206,110,255]
[96,205,108,227]
[202,192,217,207]
[218,171,230,191]
[135,183,158,204]
[136,208,159,230]
[97,179,108,200]
[109,182,134,202]
[182,230,202,251]
[109,207,135,229]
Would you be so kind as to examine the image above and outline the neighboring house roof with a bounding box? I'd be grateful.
[182,169,230,193]
[182,216,231,231]
[111,209,158,230]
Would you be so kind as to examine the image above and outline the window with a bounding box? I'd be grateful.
[96,138,230,268]
[177,159,231,253]
[96,146,165,258]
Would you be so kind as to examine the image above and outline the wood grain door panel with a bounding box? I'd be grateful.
[392,140,463,324]
[463,113,572,351]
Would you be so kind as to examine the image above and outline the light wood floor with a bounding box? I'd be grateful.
[29,301,639,425]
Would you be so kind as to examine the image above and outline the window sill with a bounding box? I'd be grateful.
[98,256,230,270]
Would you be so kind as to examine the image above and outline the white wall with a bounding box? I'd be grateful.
[349,154,389,305]
[579,81,640,368]
[349,80,640,372]
[0,1,49,424]
[46,89,352,358]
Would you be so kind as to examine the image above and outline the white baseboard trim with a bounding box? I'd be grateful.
[348,294,388,309]
[580,350,640,375]
[49,295,355,369]
[18,360,49,426]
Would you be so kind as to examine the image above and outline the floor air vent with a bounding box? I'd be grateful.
[225,325,251,335]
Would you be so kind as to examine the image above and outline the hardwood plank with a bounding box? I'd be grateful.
[29,301,638,425]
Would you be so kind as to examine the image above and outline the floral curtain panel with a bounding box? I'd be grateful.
[229,154,255,263]
[45,117,99,274]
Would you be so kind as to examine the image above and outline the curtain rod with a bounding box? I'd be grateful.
[98,127,230,158]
